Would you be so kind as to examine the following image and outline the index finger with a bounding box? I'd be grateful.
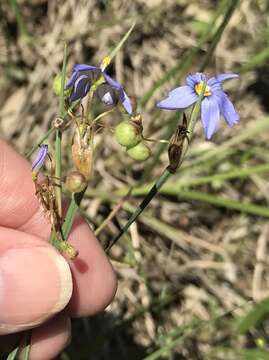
[0,139,41,229]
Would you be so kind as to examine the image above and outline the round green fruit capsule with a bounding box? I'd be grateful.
[115,120,141,147]
[65,171,87,193]
[52,74,70,97]
[52,74,62,96]
[127,142,151,161]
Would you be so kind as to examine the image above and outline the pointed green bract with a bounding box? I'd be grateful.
[101,21,136,71]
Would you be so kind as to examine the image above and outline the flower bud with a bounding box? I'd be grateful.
[31,144,48,180]
[127,141,151,161]
[59,241,79,259]
[65,171,87,193]
[115,120,142,147]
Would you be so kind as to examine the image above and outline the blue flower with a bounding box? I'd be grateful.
[32,144,48,179]
[65,64,101,102]
[66,64,132,114]
[98,72,132,114]
[156,72,240,139]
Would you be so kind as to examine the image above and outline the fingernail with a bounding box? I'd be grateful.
[0,247,72,334]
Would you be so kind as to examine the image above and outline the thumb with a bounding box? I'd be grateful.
[0,227,72,335]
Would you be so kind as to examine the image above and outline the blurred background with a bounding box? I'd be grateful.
[1,0,269,359]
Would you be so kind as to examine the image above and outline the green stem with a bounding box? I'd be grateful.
[199,0,240,71]
[25,128,54,158]
[25,101,79,159]
[173,190,269,218]
[138,0,229,108]
[236,46,269,74]
[55,130,62,216]
[54,44,68,218]
[107,169,171,251]
[62,189,86,239]
[116,162,269,197]
[105,21,136,67]
[9,0,31,41]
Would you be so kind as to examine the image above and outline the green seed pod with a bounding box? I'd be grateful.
[52,74,62,96]
[52,74,70,97]
[115,120,142,147]
[127,142,151,161]
[65,171,87,193]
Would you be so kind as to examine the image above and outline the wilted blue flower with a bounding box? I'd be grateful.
[32,144,48,179]
[97,73,132,114]
[156,72,240,139]
[65,64,101,102]
[66,64,132,114]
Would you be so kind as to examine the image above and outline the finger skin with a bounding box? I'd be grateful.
[0,140,117,317]
[0,228,72,335]
[0,140,39,229]
[0,314,71,360]
[28,313,71,360]
[66,219,117,316]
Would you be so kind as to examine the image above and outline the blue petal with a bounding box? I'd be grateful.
[74,74,88,93]
[103,72,121,90]
[121,90,133,114]
[217,92,240,126]
[66,64,99,89]
[157,86,198,110]
[186,73,206,88]
[101,92,114,105]
[201,97,220,139]
[103,73,132,113]
[73,64,98,72]
[215,73,239,82]
[70,75,91,101]
[66,71,78,88]
[32,144,48,172]
[208,73,239,87]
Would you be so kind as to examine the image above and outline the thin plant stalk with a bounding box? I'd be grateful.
[62,189,86,239]
[199,0,240,72]
[139,0,232,108]
[9,0,31,41]
[25,100,80,159]
[106,83,207,251]
[54,43,68,218]
[106,21,136,66]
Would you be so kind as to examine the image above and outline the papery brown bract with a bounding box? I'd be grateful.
[71,141,93,181]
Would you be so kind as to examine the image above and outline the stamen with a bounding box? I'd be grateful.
[100,56,111,71]
[102,92,114,105]
[195,81,211,96]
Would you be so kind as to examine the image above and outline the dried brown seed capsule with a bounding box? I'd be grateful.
[51,117,65,130]
[167,113,189,173]
[71,142,93,181]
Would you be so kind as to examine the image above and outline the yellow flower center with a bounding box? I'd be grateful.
[100,56,111,71]
[195,81,211,96]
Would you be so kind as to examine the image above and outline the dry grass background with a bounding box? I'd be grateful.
[1,0,269,359]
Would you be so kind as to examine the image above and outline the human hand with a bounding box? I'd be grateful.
[0,140,117,359]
